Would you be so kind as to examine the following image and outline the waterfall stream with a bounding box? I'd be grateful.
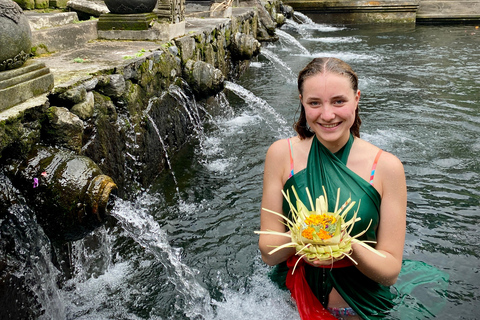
[111,196,214,319]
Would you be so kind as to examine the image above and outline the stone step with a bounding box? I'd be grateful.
[0,60,54,112]
[25,11,79,30]
[417,0,480,22]
[30,19,98,53]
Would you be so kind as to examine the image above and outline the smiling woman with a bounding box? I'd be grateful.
[300,71,359,152]
[259,57,407,319]
[295,58,362,144]
[258,57,451,320]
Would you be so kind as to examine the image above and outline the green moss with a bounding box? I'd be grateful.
[225,28,231,44]
[31,44,51,57]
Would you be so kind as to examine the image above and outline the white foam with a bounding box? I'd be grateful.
[212,268,300,320]
[310,51,383,63]
[304,36,362,44]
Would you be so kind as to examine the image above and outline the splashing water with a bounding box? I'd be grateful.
[146,113,178,186]
[111,195,214,319]
[168,81,204,136]
[260,48,296,81]
[224,81,291,138]
[275,29,310,56]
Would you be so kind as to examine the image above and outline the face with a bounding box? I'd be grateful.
[299,72,360,151]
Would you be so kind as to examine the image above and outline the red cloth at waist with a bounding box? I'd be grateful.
[286,256,341,320]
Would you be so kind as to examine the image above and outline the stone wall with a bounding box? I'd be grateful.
[0,7,269,317]
[281,0,420,24]
[0,8,262,201]
[417,0,480,23]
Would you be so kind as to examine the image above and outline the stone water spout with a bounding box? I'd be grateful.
[7,146,117,242]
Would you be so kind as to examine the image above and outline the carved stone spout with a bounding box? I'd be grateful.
[8,146,117,242]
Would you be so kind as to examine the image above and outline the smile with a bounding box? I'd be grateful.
[320,122,340,128]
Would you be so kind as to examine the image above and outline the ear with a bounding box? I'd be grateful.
[355,90,360,108]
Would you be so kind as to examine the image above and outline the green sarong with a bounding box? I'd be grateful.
[269,135,449,319]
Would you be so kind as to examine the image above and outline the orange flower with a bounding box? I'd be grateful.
[316,229,332,240]
[301,227,315,240]
[304,214,336,228]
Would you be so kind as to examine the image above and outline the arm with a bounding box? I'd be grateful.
[350,152,407,286]
[258,140,296,266]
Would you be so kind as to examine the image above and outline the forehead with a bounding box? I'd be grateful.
[302,72,353,95]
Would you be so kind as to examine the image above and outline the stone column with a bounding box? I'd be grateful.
[156,0,185,23]
[0,0,54,112]
[210,0,233,17]
[97,0,185,40]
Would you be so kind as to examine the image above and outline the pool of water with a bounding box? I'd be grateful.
[57,16,479,320]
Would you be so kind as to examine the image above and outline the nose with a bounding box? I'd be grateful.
[320,104,335,122]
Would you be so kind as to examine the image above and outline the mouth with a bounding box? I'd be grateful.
[319,122,341,129]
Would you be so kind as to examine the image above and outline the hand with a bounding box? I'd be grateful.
[303,255,344,267]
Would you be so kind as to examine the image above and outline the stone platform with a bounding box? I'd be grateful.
[282,0,480,24]
[417,0,480,23]
[282,0,420,24]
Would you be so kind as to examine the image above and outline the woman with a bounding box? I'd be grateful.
[259,57,407,319]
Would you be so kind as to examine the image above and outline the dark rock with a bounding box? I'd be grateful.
[43,106,83,153]
[6,146,117,242]
[58,85,87,105]
[103,0,157,14]
[97,74,126,99]
[71,91,95,120]
[183,59,225,98]
[229,32,261,60]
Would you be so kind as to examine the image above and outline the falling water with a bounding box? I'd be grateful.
[260,48,296,80]
[275,29,310,56]
[146,111,178,186]
[224,81,291,139]
[111,196,214,319]
[0,174,66,319]
[168,81,204,136]
[292,11,345,32]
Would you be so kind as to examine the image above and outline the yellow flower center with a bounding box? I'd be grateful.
[304,214,336,228]
[301,214,337,240]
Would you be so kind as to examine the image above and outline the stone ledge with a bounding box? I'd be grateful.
[32,20,98,53]
[282,0,419,23]
[26,11,79,30]
[98,21,186,41]
[417,0,480,21]
[0,61,54,112]
[282,0,419,12]
[0,93,48,122]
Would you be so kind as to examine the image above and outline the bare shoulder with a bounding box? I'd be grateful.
[374,147,406,193]
[265,138,290,161]
[352,138,405,189]
[355,138,403,169]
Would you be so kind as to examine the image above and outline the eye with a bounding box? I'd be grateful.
[333,98,346,105]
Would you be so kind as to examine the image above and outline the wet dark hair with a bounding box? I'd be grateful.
[294,57,361,139]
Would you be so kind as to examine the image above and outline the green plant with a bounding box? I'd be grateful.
[73,57,87,63]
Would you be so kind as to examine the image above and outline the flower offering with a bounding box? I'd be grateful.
[256,186,385,271]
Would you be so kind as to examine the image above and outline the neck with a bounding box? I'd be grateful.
[315,133,351,154]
